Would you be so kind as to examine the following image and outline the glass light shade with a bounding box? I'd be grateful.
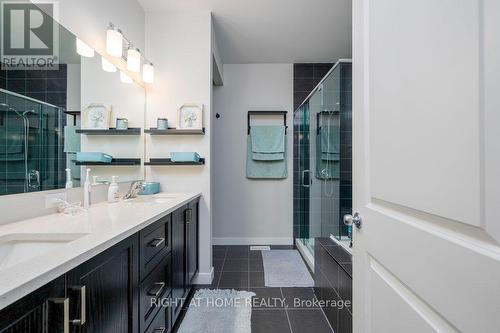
[106,28,123,57]
[142,63,154,83]
[101,57,116,72]
[76,38,94,57]
[120,71,133,83]
[127,47,141,72]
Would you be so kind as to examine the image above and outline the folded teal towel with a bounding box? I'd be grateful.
[320,125,340,154]
[252,152,284,161]
[247,136,287,179]
[321,152,339,161]
[250,125,285,161]
[64,126,81,153]
[316,132,339,179]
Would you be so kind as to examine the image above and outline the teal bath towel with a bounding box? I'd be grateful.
[250,126,285,161]
[316,125,340,179]
[320,125,340,154]
[64,126,81,153]
[246,136,287,179]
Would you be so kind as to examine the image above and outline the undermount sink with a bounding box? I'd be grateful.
[0,233,87,270]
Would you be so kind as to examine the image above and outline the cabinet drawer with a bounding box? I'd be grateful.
[140,254,171,332]
[145,304,171,333]
[140,214,171,279]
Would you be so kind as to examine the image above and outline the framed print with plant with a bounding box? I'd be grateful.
[81,104,111,130]
[178,103,203,130]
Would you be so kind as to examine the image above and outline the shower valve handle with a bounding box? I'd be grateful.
[344,212,362,229]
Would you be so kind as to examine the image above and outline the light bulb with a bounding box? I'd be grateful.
[127,47,141,72]
[106,27,123,57]
[120,71,132,83]
[101,57,116,72]
[76,38,94,58]
[142,62,154,83]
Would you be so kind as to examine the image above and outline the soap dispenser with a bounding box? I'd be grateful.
[108,176,120,203]
[65,168,73,189]
[83,168,91,208]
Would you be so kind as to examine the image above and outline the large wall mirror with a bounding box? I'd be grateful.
[0,4,145,196]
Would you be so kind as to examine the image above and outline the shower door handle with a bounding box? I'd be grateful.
[28,169,40,191]
[302,170,311,187]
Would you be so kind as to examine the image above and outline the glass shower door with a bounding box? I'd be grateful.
[0,90,63,195]
[294,61,352,260]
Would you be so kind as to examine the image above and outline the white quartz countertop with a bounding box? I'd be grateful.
[0,192,201,310]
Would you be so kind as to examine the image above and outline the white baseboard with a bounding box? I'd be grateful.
[212,237,293,245]
[192,266,214,285]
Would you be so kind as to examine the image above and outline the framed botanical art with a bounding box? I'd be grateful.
[178,103,203,130]
[81,104,111,130]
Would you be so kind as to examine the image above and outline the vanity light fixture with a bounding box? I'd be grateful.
[106,24,123,57]
[76,38,94,58]
[106,22,154,84]
[142,62,154,83]
[101,57,117,72]
[127,46,141,72]
[120,71,133,83]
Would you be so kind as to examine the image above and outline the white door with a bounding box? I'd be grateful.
[352,1,500,332]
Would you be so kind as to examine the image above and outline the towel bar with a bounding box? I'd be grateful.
[316,110,339,134]
[247,111,288,135]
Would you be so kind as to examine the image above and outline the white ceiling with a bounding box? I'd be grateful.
[138,0,352,64]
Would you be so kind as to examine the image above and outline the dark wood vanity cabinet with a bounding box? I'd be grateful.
[170,199,199,324]
[0,197,200,333]
[186,201,199,285]
[66,235,139,333]
[171,206,187,321]
[0,276,66,333]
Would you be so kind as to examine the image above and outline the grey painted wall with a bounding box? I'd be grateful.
[213,64,293,245]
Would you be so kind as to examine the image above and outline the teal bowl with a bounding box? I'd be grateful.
[139,182,160,195]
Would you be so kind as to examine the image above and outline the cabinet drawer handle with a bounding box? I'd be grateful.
[153,327,167,333]
[148,237,165,248]
[71,285,86,326]
[185,208,192,224]
[147,282,166,298]
[153,328,166,333]
[51,298,70,333]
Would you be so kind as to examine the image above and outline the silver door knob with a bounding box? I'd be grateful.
[344,212,362,229]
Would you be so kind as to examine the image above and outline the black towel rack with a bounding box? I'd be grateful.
[64,110,81,126]
[316,110,339,134]
[247,111,288,135]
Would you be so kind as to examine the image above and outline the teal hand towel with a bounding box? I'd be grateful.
[250,125,285,161]
[247,136,287,179]
[320,125,340,154]
[64,126,81,153]
[316,133,339,179]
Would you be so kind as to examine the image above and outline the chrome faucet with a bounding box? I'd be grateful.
[122,181,145,200]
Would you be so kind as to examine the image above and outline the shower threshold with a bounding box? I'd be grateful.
[330,235,353,254]
[295,238,314,271]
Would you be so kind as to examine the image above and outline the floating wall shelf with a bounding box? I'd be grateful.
[145,128,205,135]
[145,158,205,166]
[76,128,141,135]
[75,158,141,166]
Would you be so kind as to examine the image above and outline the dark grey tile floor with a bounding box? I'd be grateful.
[178,245,335,333]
